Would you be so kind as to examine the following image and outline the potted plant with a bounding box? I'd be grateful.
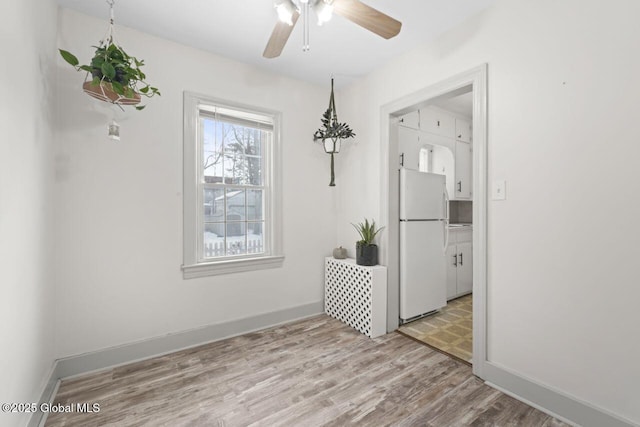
[313,78,355,186]
[59,42,160,110]
[313,107,356,144]
[352,218,384,266]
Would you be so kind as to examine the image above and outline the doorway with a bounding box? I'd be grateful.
[396,88,473,364]
[379,65,487,378]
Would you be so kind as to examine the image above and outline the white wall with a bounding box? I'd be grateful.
[337,0,640,424]
[54,9,336,358]
[0,0,57,425]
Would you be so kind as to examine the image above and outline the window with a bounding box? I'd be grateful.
[419,146,433,173]
[182,92,283,278]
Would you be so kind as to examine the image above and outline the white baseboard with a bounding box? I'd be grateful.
[26,364,60,427]
[29,301,323,427]
[484,362,638,427]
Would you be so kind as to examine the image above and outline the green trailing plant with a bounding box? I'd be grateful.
[59,42,160,110]
[351,218,384,246]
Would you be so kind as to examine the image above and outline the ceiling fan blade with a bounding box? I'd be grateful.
[263,11,301,58]
[333,0,401,39]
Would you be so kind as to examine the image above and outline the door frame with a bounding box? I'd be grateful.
[380,64,488,378]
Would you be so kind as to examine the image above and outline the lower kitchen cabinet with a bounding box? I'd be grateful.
[446,227,473,300]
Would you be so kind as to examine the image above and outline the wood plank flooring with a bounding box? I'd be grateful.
[45,315,568,426]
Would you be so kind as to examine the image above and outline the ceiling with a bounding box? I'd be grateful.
[55,0,495,88]
[433,91,473,119]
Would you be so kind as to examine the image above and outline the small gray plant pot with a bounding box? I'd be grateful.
[356,243,378,266]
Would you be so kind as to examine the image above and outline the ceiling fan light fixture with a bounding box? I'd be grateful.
[263,0,401,59]
[313,0,334,25]
[274,0,298,25]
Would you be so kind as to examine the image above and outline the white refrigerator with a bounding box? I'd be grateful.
[399,167,449,322]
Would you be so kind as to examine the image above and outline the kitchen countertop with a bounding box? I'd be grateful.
[448,223,473,228]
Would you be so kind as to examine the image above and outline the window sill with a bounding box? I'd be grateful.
[182,255,285,279]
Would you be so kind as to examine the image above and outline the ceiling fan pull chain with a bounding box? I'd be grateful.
[302,0,310,52]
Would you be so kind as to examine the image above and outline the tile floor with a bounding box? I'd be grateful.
[398,294,473,363]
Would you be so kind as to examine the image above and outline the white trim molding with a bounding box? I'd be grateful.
[484,362,637,427]
[55,301,322,379]
[182,255,284,278]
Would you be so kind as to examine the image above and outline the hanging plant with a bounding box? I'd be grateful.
[313,108,355,142]
[58,0,160,110]
[313,77,355,186]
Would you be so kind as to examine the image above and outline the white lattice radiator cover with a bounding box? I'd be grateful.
[324,257,387,338]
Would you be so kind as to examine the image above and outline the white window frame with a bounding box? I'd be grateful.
[182,92,284,279]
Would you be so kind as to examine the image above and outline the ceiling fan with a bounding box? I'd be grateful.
[264,0,402,58]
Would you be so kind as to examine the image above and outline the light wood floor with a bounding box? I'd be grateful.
[46,315,568,426]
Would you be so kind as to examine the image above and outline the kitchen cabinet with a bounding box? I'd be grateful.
[432,145,455,197]
[446,227,473,300]
[398,110,420,130]
[419,107,455,138]
[454,141,472,199]
[455,118,472,143]
[397,108,473,201]
[398,126,421,170]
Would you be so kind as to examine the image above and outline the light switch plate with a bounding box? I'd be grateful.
[492,180,506,200]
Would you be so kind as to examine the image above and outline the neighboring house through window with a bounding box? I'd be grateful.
[182,92,283,278]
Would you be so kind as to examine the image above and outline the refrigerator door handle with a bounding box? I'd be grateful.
[444,185,450,222]
[443,185,450,253]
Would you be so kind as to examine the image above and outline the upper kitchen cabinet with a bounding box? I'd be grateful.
[398,126,421,170]
[419,107,455,138]
[432,145,455,197]
[455,118,472,143]
[398,110,420,130]
[397,105,473,201]
[455,140,472,200]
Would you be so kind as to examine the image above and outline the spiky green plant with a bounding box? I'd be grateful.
[351,218,384,246]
